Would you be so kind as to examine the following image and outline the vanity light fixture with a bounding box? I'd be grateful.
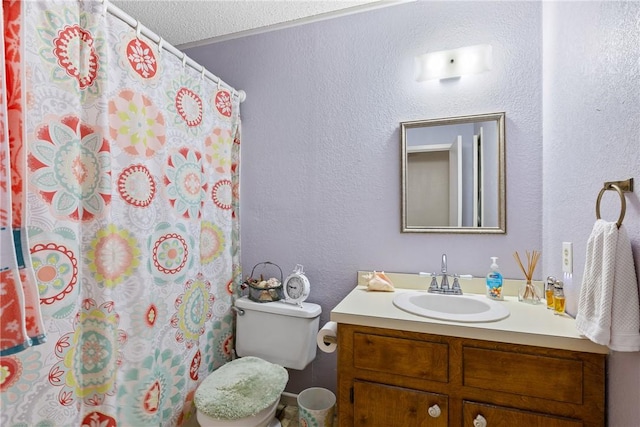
[415,44,492,81]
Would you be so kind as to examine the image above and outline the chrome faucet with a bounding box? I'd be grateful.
[440,254,450,292]
[426,253,464,295]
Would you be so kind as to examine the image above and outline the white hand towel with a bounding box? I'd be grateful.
[576,219,640,352]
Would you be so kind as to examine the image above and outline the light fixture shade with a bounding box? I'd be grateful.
[415,44,493,81]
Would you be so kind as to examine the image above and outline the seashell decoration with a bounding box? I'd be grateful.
[366,271,395,292]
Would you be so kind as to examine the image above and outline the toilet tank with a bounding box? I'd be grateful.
[234,296,322,370]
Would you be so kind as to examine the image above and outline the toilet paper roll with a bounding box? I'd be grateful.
[316,321,338,353]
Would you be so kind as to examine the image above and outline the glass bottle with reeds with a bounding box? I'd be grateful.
[514,250,542,304]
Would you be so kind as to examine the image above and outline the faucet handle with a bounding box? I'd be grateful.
[451,277,463,295]
[428,274,441,293]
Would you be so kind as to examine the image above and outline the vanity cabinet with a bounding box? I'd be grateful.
[354,381,448,427]
[337,324,606,427]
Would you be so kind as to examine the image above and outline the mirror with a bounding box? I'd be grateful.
[401,112,506,233]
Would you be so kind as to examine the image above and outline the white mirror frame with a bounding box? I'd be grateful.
[401,112,506,234]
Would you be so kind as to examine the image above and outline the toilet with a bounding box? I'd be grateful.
[195,296,322,427]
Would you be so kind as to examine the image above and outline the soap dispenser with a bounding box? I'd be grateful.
[486,257,504,300]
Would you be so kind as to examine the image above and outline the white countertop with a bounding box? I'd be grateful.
[330,283,609,354]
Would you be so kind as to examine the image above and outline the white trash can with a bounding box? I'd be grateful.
[297,387,336,427]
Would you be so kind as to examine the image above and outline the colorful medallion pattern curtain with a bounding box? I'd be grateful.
[1,1,241,425]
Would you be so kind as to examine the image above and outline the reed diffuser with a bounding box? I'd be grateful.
[513,250,542,304]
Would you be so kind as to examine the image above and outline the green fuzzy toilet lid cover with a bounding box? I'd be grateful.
[195,356,289,420]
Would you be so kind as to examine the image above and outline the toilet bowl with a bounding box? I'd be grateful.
[194,297,322,427]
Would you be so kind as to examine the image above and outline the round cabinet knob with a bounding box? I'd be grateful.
[473,414,487,427]
[427,404,441,418]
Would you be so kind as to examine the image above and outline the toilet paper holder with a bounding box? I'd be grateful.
[322,336,337,345]
[317,321,338,353]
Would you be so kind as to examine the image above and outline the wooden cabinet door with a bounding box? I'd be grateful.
[463,401,583,427]
[353,380,448,427]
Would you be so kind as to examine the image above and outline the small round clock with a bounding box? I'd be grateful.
[283,264,310,304]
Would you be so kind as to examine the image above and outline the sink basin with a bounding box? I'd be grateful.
[393,292,510,323]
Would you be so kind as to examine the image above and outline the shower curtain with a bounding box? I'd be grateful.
[0,1,241,425]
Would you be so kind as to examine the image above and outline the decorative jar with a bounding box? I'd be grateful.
[518,280,542,305]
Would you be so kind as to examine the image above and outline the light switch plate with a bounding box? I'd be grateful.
[562,242,573,274]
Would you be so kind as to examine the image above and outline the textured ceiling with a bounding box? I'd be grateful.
[110,0,388,48]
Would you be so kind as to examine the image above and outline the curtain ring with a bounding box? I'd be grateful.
[135,21,142,39]
[201,65,206,80]
[102,0,109,17]
[157,37,163,57]
[595,184,625,228]
[182,53,187,68]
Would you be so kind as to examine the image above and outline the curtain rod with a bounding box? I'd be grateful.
[102,0,246,103]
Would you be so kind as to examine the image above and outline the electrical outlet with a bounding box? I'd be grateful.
[562,242,573,274]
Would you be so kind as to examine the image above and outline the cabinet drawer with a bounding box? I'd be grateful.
[353,332,448,382]
[463,401,583,427]
[354,380,448,427]
[462,346,583,404]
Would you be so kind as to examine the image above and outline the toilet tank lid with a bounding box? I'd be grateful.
[235,296,321,318]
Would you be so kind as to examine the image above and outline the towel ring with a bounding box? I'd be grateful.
[595,184,626,228]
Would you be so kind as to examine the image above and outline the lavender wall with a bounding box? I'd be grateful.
[542,2,640,425]
[186,0,543,395]
[187,2,542,392]
[187,1,640,422]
